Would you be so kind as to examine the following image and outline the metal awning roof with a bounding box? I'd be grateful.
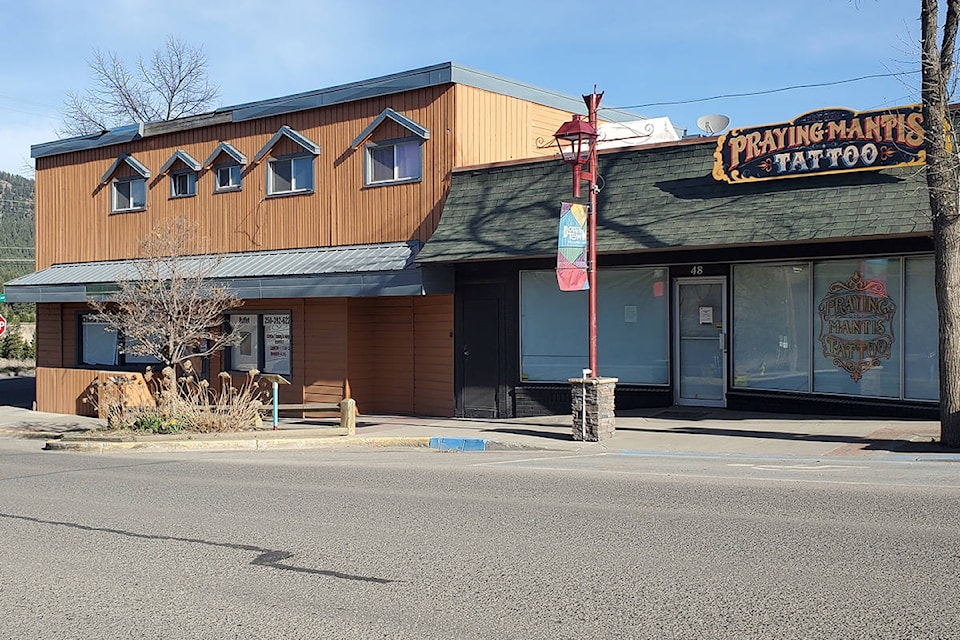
[4,241,452,303]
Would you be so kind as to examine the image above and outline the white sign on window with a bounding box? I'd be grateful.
[699,306,714,325]
[262,314,291,375]
[230,314,259,372]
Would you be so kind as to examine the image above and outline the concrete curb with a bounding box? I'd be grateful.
[44,435,433,453]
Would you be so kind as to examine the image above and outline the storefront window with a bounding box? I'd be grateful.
[520,268,669,383]
[732,264,810,391]
[79,315,161,367]
[904,256,938,400]
[733,256,937,402]
[813,258,901,398]
[228,313,291,376]
[81,316,119,366]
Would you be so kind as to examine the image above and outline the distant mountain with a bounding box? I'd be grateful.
[0,170,35,286]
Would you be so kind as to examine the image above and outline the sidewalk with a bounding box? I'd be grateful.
[1,403,957,460]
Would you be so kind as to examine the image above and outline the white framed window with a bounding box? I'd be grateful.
[215,164,242,192]
[267,155,313,195]
[112,177,147,213]
[228,312,291,375]
[365,138,422,185]
[170,171,197,198]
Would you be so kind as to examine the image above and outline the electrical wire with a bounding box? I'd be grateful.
[602,70,920,112]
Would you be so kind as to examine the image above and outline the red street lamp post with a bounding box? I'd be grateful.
[554,89,602,378]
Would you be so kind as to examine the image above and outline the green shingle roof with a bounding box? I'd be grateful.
[417,139,931,263]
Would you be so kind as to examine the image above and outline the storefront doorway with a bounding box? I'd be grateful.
[457,283,504,418]
[674,277,727,407]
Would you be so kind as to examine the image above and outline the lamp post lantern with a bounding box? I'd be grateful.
[554,89,602,378]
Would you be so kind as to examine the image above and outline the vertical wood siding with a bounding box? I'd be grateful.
[413,295,454,415]
[453,85,576,167]
[303,298,348,405]
[34,85,458,268]
[35,367,98,415]
[346,297,415,414]
[35,303,63,368]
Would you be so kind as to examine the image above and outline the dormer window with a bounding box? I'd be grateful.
[366,138,422,185]
[215,164,242,191]
[171,171,197,198]
[254,126,321,197]
[205,142,247,193]
[160,150,201,200]
[351,108,429,188]
[268,155,314,194]
[101,154,151,214]
[113,177,147,212]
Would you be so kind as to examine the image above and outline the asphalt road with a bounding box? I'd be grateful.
[1,439,959,639]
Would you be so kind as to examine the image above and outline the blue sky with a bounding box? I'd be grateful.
[0,0,929,177]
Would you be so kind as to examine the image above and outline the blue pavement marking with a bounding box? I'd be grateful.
[429,437,489,451]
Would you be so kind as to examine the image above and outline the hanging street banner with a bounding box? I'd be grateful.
[712,105,926,183]
[557,202,589,291]
[818,272,897,382]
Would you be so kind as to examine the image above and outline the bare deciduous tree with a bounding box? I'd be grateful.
[921,0,960,447]
[89,218,242,397]
[61,35,219,137]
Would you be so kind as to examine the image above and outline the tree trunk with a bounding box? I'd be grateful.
[932,195,960,447]
[922,0,960,447]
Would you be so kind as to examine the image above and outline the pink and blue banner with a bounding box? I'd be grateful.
[557,202,588,291]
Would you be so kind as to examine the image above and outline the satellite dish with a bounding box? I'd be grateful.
[697,114,730,135]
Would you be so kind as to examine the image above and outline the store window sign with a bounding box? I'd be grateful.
[713,105,927,183]
[817,272,896,382]
[263,314,291,374]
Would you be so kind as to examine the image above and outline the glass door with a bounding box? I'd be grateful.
[674,278,727,406]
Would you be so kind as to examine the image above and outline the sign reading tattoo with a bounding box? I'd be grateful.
[713,105,926,183]
[818,272,896,382]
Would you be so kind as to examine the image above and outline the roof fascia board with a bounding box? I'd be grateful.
[203,142,247,167]
[230,63,455,123]
[448,64,644,122]
[350,108,430,149]
[253,125,321,163]
[159,149,201,174]
[99,153,151,184]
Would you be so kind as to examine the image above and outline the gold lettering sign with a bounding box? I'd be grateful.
[817,272,896,382]
[713,105,926,183]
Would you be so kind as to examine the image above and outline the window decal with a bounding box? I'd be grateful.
[817,272,897,382]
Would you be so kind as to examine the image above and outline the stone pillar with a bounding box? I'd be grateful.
[340,398,357,435]
[569,377,618,442]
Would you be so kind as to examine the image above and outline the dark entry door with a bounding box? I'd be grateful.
[460,286,502,418]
